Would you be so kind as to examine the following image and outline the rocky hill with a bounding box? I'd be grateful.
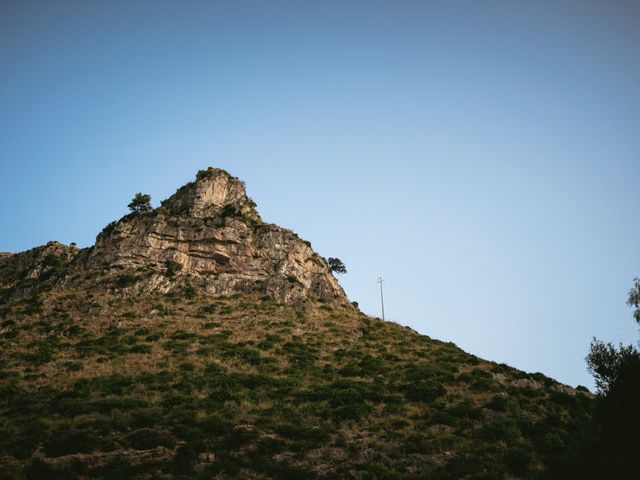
[0,168,346,308]
[0,169,593,480]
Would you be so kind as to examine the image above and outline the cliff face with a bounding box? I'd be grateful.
[0,168,347,307]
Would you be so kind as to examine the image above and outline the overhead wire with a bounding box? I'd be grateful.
[424,304,639,342]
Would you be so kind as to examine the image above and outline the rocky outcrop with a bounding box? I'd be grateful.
[0,168,348,307]
[0,241,79,298]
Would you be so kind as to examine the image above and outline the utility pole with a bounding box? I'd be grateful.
[377,276,385,321]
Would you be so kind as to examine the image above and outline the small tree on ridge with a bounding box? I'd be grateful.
[327,257,347,274]
[128,193,152,215]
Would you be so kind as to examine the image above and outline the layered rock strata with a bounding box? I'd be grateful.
[0,168,348,307]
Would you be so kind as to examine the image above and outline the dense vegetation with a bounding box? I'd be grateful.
[0,283,593,479]
[548,278,640,480]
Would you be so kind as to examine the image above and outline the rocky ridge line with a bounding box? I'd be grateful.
[0,168,348,307]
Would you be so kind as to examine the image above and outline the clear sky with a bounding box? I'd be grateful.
[1,0,639,389]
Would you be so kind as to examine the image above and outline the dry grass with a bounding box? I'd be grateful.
[0,288,594,479]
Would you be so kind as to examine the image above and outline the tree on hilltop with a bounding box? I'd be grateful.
[128,193,152,215]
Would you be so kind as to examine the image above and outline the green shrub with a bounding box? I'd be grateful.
[21,340,57,365]
[100,221,118,237]
[64,325,83,336]
[130,344,151,354]
[280,340,317,369]
[274,423,330,447]
[24,459,80,480]
[220,205,239,218]
[478,419,521,442]
[504,446,532,475]
[449,401,484,420]
[200,303,218,314]
[63,361,83,372]
[90,458,150,480]
[486,394,510,412]
[402,381,445,403]
[4,418,49,459]
[43,427,105,456]
[22,295,43,314]
[164,259,182,278]
[164,340,190,354]
[302,380,374,421]
[0,328,18,339]
[171,330,198,341]
[360,462,404,480]
[257,339,275,350]
[115,274,139,288]
[216,427,259,451]
[125,428,176,450]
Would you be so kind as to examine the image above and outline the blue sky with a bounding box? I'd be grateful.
[1,0,639,389]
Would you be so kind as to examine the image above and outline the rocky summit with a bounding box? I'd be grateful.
[0,168,347,307]
[0,168,593,480]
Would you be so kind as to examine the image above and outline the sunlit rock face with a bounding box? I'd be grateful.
[86,168,348,306]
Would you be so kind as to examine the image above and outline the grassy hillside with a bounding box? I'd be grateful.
[0,284,593,479]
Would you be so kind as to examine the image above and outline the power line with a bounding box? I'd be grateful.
[432,304,638,341]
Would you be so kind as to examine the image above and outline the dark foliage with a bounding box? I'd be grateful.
[326,257,347,274]
[553,278,640,480]
[164,260,182,278]
[128,193,152,215]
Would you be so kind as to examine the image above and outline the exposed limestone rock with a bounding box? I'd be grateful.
[0,168,348,307]
[0,241,78,297]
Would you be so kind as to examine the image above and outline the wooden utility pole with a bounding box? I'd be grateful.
[377,277,385,321]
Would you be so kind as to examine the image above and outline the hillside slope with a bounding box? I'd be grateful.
[0,169,593,480]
